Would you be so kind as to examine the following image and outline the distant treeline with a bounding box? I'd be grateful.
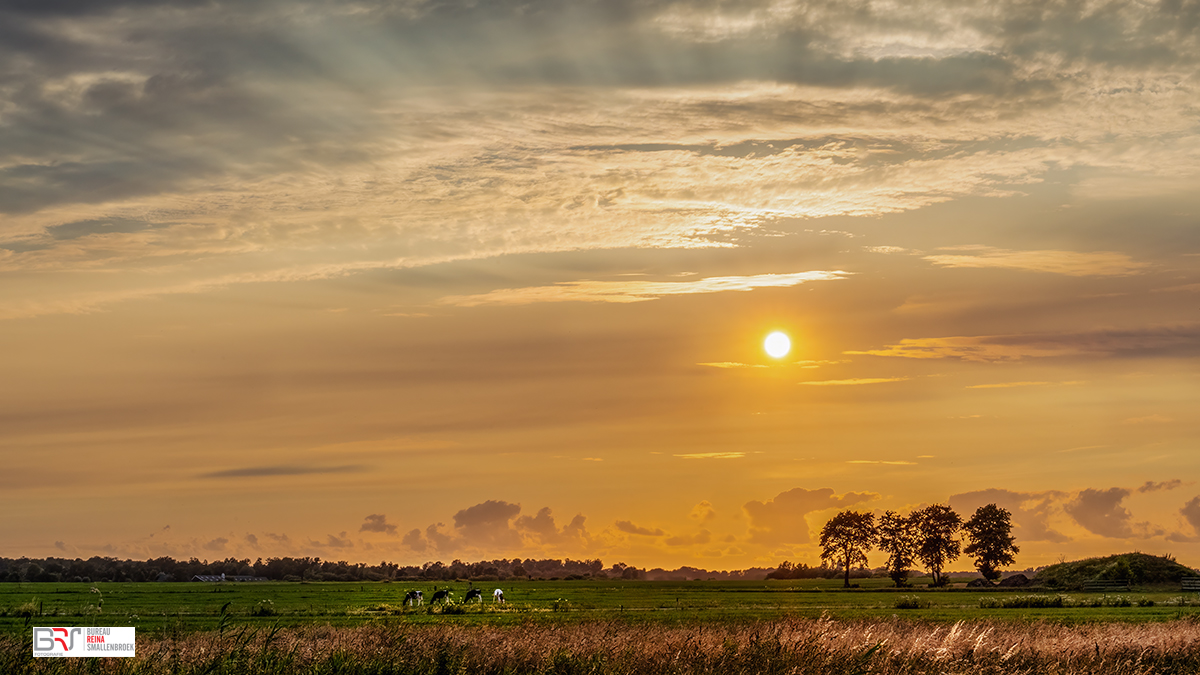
[0,556,772,583]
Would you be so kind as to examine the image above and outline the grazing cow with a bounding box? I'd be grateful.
[431,589,452,604]
[493,588,505,603]
[404,590,423,606]
[464,588,483,603]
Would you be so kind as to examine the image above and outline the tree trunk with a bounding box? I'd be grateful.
[843,547,851,588]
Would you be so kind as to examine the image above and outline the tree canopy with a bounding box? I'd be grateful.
[913,504,962,587]
[877,510,918,587]
[963,503,1020,582]
[819,510,878,588]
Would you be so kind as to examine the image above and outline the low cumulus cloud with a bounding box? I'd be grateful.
[1064,488,1165,539]
[615,520,666,537]
[1138,480,1183,493]
[743,487,879,545]
[949,488,1070,543]
[202,537,228,552]
[401,500,592,555]
[665,529,712,547]
[689,501,716,523]
[514,507,589,547]
[1169,497,1200,542]
[360,514,398,535]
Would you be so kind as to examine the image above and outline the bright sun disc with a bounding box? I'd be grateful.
[764,331,791,358]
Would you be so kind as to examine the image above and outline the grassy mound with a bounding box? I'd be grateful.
[1035,553,1198,589]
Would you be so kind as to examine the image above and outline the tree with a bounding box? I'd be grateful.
[819,510,877,588]
[914,504,961,587]
[963,504,1019,583]
[877,511,918,587]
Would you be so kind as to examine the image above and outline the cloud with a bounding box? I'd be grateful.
[966,381,1052,389]
[799,377,908,386]
[1123,415,1173,425]
[743,487,879,545]
[401,528,428,553]
[359,514,398,535]
[451,499,524,549]
[514,507,590,546]
[665,529,712,547]
[847,460,916,465]
[244,534,259,547]
[689,501,716,523]
[1169,497,1200,542]
[438,271,849,307]
[674,452,744,459]
[1137,480,1183,493]
[54,541,68,551]
[848,325,1200,362]
[697,362,768,369]
[1064,488,1164,539]
[199,465,365,479]
[924,246,1148,276]
[202,537,228,552]
[316,532,354,549]
[949,488,1070,543]
[401,501,593,554]
[615,520,665,537]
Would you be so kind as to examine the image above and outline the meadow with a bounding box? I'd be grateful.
[4,578,1200,633]
[5,579,1200,673]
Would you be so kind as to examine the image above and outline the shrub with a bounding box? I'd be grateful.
[893,596,928,610]
[979,595,1067,609]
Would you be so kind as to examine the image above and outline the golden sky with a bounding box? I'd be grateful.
[1,0,1198,571]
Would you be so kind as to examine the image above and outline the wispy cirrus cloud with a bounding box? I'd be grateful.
[799,377,908,386]
[848,325,1200,362]
[674,452,745,459]
[200,465,365,479]
[437,271,849,307]
[924,246,1148,276]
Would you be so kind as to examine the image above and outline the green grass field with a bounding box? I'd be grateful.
[4,578,1200,635]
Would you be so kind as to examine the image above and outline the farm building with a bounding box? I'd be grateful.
[190,573,268,582]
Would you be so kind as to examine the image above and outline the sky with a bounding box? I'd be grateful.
[1,0,1198,572]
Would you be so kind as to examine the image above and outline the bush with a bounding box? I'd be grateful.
[893,596,929,610]
[979,595,1067,609]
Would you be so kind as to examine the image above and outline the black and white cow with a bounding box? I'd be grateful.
[493,588,505,603]
[464,588,483,603]
[404,590,423,606]
[431,589,452,604]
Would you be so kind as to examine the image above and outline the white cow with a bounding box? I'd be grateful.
[493,588,505,603]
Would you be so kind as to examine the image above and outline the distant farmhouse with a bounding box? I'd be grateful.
[190,573,268,582]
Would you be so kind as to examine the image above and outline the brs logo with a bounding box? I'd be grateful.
[33,627,82,653]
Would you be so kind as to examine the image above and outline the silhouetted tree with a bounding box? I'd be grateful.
[877,510,918,587]
[819,510,877,588]
[914,504,962,586]
[963,503,1019,583]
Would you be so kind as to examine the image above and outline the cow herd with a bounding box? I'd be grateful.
[404,586,505,606]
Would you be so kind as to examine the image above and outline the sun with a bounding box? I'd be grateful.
[764,331,791,358]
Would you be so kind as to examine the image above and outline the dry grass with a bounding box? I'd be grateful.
[5,616,1200,674]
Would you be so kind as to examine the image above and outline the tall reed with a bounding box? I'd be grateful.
[4,616,1200,674]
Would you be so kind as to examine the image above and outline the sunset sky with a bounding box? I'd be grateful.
[2,0,1198,572]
